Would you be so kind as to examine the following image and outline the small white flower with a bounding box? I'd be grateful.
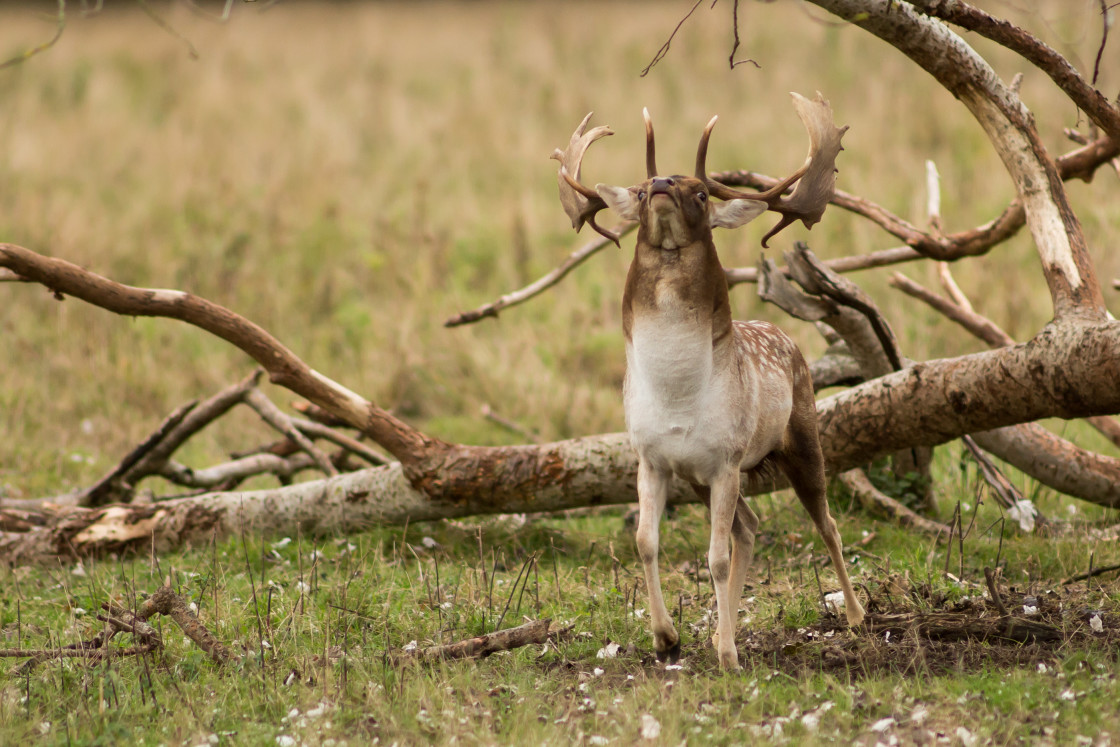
[640,713,661,740]
[71,562,87,577]
[593,667,604,677]
[275,736,296,747]
[38,722,50,735]
[73,607,87,617]
[589,737,609,746]
[402,640,418,652]
[421,536,439,549]
[287,708,300,720]
[957,726,977,746]
[1090,614,1104,633]
[189,602,199,614]
[910,705,928,724]
[1023,605,1039,616]
[1037,662,1049,674]
[262,640,272,649]
[271,537,292,549]
[1060,689,1076,701]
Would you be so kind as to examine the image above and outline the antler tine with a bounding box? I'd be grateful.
[643,107,657,178]
[698,115,808,203]
[551,112,620,246]
[697,93,846,247]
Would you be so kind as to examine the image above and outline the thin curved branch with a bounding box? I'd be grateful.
[0,243,441,466]
[0,1,66,71]
[911,0,1120,143]
[444,223,634,327]
[726,246,924,286]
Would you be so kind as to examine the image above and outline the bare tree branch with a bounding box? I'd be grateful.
[911,0,1120,142]
[837,469,949,539]
[0,243,440,467]
[444,224,633,327]
[807,0,1105,321]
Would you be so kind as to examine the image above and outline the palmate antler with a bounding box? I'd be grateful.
[697,92,848,247]
[550,112,619,245]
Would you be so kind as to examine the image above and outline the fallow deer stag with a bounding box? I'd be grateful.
[551,92,865,671]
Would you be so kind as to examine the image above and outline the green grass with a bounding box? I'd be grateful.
[2,0,1120,743]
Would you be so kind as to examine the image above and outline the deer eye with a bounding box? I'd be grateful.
[637,190,646,201]
[697,192,708,202]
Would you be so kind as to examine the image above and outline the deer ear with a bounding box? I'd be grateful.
[595,184,641,222]
[709,198,768,229]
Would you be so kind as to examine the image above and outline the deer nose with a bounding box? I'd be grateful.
[650,178,675,195]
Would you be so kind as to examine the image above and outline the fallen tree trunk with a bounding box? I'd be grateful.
[2,315,1119,564]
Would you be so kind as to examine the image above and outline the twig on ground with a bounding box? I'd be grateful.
[1062,560,1120,586]
[403,618,555,661]
[983,566,1009,617]
[0,583,233,671]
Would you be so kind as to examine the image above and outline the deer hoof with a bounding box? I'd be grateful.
[717,649,741,671]
[656,639,681,664]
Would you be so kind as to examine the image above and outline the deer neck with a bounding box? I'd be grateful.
[622,232,733,347]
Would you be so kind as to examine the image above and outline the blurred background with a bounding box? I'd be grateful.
[1,0,1117,500]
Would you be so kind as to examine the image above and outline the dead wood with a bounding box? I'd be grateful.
[1,584,232,671]
[837,470,950,539]
[890,271,1120,451]
[82,399,200,507]
[404,618,555,662]
[242,388,338,477]
[861,610,1061,645]
[444,224,634,327]
[911,0,1120,143]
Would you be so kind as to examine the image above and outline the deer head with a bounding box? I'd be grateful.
[553,92,847,249]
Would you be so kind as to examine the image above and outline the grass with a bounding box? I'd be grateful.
[1,0,1120,744]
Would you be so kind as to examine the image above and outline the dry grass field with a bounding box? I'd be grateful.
[1,1,1120,744]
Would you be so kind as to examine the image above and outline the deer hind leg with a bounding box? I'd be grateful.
[705,467,745,670]
[778,402,866,628]
[728,495,759,626]
[635,459,679,661]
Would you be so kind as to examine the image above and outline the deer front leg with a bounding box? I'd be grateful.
[707,468,744,671]
[635,459,679,661]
